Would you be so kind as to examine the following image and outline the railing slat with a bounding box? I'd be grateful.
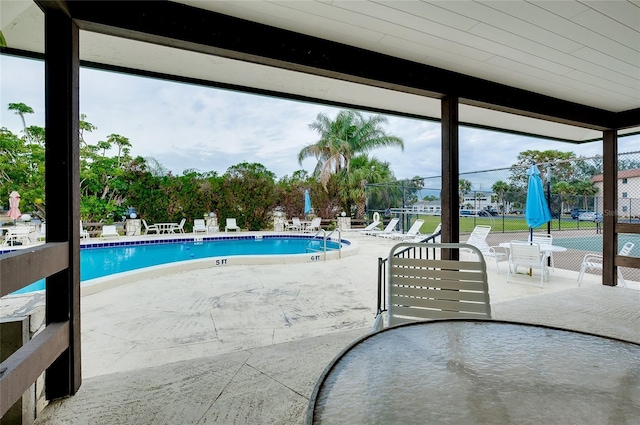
[0,321,70,417]
[0,242,69,297]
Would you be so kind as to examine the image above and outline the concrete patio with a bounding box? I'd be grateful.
[23,233,640,424]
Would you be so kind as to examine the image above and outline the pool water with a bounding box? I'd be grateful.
[10,236,341,295]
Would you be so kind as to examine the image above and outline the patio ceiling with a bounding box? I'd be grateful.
[2,0,639,142]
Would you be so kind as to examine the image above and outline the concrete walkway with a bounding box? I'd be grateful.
[31,234,640,424]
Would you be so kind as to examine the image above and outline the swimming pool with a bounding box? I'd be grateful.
[7,235,348,295]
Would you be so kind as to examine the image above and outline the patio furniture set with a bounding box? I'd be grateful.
[306,241,640,423]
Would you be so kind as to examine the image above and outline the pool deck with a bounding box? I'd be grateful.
[9,231,639,424]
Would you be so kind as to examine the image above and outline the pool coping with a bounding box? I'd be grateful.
[3,232,359,296]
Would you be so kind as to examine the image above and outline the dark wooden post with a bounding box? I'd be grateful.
[42,4,82,398]
[602,129,617,286]
[441,96,459,260]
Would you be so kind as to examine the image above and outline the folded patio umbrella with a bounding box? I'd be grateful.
[524,164,551,236]
[304,189,312,215]
[8,191,21,223]
[525,164,551,275]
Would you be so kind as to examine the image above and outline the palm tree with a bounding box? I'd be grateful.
[492,180,509,213]
[298,110,404,190]
[459,179,472,209]
[552,181,576,214]
[573,179,598,209]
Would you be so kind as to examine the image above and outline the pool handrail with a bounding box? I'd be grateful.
[306,228,342,261]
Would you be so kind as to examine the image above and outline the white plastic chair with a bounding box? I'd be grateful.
[359,221,381,233]
[225,218,240,232]
[142,219,158,235]
[303,217,322,233]
[464,225,508,274]
[364,217,399,236]
[171,218,186,233]
[2,226,33,246]
[99,225,120,238]
[379,219,424,241]
[80,221,90,239]
[288,217,303,232]
[578,242,634,288]
[373,242,491,332]
[507,241,548,288]
[530,233,554,270]
[193,219,208,234]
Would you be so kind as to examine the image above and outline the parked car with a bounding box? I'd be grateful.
[571,208,589,219]
[577,212,603,222]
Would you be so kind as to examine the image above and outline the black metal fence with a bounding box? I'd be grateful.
[367,151,640,283]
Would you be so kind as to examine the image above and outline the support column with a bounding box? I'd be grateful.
[441,96,459,259]
[43,6,82,398]
[602,129,617,286]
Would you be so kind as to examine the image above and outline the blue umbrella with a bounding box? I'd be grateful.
[525,164,551,238]
[304,189,312,215]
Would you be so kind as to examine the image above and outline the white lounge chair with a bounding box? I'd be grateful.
[225,218,241,232]
[2,226,33,246]
[463,225,508,274]
[142,219,158,235]
[379,219,424,241]
[99,225,120,239]
[507,241,547,288]
[578,242,634,288]
[364,217,399,236]
[373,242,491,332]
[193,219,208,234]
[359,221,381,233]
[403,222,441,243]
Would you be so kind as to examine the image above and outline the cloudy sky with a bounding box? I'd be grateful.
[2,54,638,187]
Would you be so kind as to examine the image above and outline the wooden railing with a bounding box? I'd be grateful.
[0,243,71,417]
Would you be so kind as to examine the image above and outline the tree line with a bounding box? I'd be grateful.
[1,104,410,230]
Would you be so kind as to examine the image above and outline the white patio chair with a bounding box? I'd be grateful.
[507,241,548,288]
[288,217,303,232]
[99,225,120,239]
[578,242,635,288]
[372,242,491,332]
[142,219,158,235]
[303,217,322,233]
[530,232,554,270]
[225,218,241,232]
[171,218,186,233]
[80,220,90,239]
[38,223,46,241]
[193,219,208,234]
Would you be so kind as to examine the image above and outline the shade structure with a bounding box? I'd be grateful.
[525,165,551,230]
[8,191,21,220]
[304,190,312,215]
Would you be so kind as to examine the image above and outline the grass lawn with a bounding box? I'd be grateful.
[410,214,601,234]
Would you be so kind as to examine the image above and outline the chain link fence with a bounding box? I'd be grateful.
[366,151,640,282]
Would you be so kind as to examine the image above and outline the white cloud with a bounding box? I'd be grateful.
[1,55,638,181]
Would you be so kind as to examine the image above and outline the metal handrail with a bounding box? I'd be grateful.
[375,230,442,315]
[325,228,342,259]
[305,228,343,261]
